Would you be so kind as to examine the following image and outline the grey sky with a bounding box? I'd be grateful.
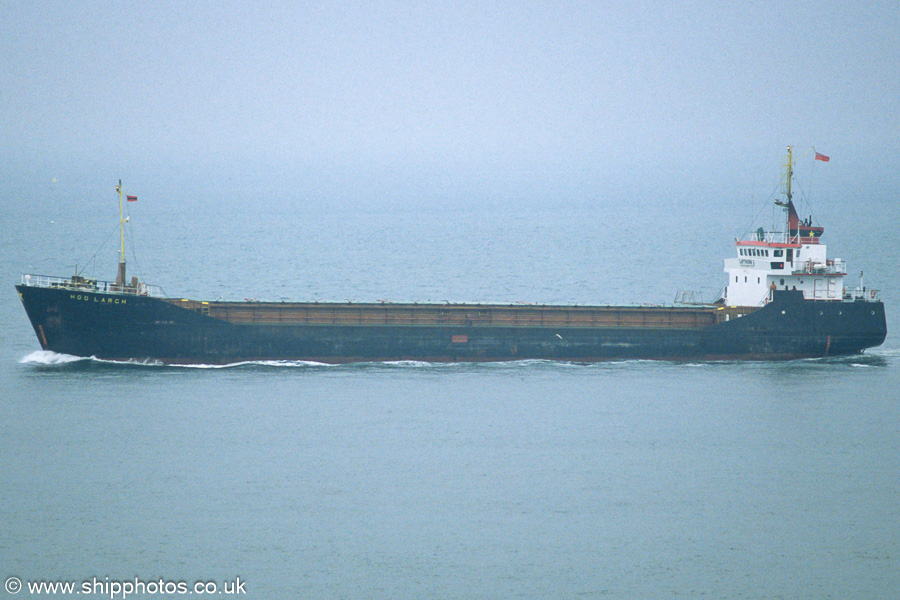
[2,1,898,209]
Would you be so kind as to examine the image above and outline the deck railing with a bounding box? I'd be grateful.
[843,287,880,302]
[20,274,166,298]
[792,259,846,276]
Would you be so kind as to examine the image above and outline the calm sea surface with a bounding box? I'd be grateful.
[2,190,898,599]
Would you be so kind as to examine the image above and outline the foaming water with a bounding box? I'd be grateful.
[19,350,87,365]
[15,354,595,375]
[18,349,895,374]
[19,351,165,369]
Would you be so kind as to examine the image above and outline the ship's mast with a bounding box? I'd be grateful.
[784,145,793,205]
[115,179,126,287]
[781,146,797,242]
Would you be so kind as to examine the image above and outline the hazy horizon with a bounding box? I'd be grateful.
[3,2,898,212]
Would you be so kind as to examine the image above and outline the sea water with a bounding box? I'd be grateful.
[1,192,898,599]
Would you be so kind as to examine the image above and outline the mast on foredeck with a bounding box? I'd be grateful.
[115,179,126,287]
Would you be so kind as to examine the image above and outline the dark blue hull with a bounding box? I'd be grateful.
[16,285,887,364]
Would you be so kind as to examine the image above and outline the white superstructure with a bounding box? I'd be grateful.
[722,147,874,307]
[723,233,846,306]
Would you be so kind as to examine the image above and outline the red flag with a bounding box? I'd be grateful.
[126,195,138,202]
[814,152,830,162]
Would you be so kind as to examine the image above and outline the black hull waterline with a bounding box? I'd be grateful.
[16,285,887,364]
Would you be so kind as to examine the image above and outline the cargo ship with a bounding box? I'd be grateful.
[16,148,886,364]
